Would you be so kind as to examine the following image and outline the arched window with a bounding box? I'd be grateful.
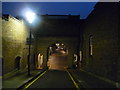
[15,56,21,70]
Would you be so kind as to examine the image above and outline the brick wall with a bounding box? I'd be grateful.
[82,2,119,82]
[2,15,29,74]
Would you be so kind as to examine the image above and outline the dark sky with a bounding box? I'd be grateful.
[2,2,97,19]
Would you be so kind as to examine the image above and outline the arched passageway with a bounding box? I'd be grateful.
[47,42,68,71]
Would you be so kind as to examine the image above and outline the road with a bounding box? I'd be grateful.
[25,70,78,89]
[23,50,79,89]
[47,50,68,71]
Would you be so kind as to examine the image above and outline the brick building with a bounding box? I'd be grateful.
[2,14,82,77]
[81,2,120,85]
[1,2,120,87]
[2,15,35,77]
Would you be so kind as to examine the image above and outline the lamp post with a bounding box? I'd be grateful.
[25,11,36,76]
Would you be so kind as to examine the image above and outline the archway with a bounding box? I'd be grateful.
[47,42,68,71]
[37,53,43,69]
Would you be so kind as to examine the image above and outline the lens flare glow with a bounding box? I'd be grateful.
[25,11,36,23]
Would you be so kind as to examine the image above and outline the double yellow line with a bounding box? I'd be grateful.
[23,69,80,89]
[66,70,80,90]
[23,70,47,89]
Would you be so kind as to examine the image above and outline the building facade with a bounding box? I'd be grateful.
[81,2,120,85]
[2,15,35,77]
[33,15,82,69]
[2,14,82,77]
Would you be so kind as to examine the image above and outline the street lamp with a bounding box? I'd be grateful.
[26,11,36,24]
[25,11,36,76]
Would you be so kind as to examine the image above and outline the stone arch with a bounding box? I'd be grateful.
[35,37,79,70]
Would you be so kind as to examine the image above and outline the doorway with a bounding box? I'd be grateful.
[37,53,43,69]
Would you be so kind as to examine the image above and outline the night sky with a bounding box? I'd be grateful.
[2,2,97,19]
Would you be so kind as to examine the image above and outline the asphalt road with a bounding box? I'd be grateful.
[27,70,77,88]
[48,53,67,70]
[24,51,78,89]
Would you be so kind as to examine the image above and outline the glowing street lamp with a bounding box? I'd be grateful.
[25,11,36,24]
[25,11,36,76]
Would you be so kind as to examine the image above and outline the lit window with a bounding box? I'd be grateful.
[80,51,82,61]
[89,35,93,56]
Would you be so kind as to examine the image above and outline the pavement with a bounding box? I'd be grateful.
[2,69,43,89]
[68,69,119,89]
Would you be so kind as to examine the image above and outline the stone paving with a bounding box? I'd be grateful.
[2,69,42,89]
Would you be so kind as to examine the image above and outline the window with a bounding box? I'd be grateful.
[80,51,82,61]
[89,35,93,56]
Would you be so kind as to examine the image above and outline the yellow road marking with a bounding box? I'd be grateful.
[24,70,47,89]
[66,70,80,90]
